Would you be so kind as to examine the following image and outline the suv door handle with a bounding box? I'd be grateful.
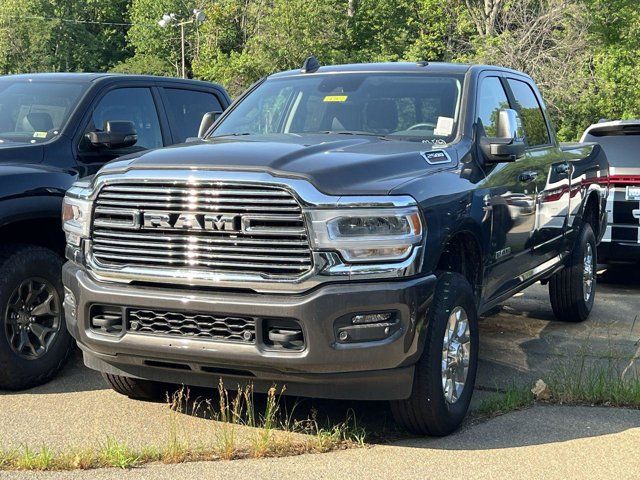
[555,163,571,175]
[519,171,538,183]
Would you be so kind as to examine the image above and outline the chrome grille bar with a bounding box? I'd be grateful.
[90,181,313,278]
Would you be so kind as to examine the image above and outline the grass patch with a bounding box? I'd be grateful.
[473,386,535,418]
[0,382,365,472]
[547,351,640,407]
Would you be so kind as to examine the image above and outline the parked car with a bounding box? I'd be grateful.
[581,120,640,263]
[62,60,608,435]
[0,73,231,390]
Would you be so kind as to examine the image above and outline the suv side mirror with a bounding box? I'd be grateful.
[198,111,223,138]
[86,121,138,149]
[480,109,526,163]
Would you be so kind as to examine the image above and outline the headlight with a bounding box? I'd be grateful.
[62,182,93,247]
[307,207,423,262]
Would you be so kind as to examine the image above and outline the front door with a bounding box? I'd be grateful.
[477,75,538,299]
[75,87,165,177]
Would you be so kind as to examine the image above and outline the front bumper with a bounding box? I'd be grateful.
[63,263,437,400]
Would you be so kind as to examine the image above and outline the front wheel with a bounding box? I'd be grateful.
[0,245,74,390]
[549,223,596,322]
[390,272,479,436]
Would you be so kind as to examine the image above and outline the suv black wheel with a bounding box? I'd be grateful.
[390,272,479,436]
[0,245,74,390]
[549,222,596,322]
[102,373,168,400]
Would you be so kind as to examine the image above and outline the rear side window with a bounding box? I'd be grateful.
[507,79,550,147]
[477,77,510,137]
[163,88,222,143]
[583,132,640,167]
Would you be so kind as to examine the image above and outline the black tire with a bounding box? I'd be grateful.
[102,372,167,400]
[0,245,74,390]
[549,222,596,322]
[390,272,479,436]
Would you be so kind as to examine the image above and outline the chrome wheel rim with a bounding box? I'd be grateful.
[441,306,471,404]
[583,243,594,302]
[4,278,61,360]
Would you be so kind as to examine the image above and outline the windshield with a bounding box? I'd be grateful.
[0,80,87,145]
[211,73,463,143]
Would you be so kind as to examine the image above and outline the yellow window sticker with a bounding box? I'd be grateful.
[33,131,48,139]
[323,95,348,103]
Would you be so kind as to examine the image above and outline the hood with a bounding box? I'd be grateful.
[99,134,457,196]
[0,162,77,202]
[0,143,44,164]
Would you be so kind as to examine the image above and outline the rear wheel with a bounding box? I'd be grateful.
[391,272,479,436]
[549,222,596,322]
[0,245,74,390]
[102,373,168,400]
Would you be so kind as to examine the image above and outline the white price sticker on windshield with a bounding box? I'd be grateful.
[434,116,454,137]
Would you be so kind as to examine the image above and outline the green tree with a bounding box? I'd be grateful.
[0,0,131,74]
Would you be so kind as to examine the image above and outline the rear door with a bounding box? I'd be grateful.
[159,87,226,144]
[582,123,640,245]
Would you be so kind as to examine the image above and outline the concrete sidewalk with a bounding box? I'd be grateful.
[3,405,639,480]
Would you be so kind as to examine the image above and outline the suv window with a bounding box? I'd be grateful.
[507,79,550,147]
[583,130,640,168]
[85,87,163,151]
[477,77,510,137]
[163,88,223,143]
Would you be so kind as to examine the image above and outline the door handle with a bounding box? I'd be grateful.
[555,163,571,175]
[519,171,538,183]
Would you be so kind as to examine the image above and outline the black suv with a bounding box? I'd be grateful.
[0,73,230,390]
[62,61,608,435]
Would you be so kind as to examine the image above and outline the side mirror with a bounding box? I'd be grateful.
[480,109,526,163]
[86,121,138,149]
[198,111,223,138]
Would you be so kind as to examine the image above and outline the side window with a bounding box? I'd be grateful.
[477,77,510,137]
[163,88,223,143]
[84,88,162,151]
[507,79,550,147]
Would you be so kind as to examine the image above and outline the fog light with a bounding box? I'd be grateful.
[352,312,392,324]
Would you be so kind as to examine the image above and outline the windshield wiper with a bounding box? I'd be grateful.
[316,130,392,140]
[209,132,254,139]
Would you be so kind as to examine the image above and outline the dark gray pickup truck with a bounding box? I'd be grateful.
[61,60,608,435]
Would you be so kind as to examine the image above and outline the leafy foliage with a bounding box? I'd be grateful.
[1,0,639,139]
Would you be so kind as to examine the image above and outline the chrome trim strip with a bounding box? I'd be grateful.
[89,169,417,209]
[86,247,423,294]
[517,255,563,283]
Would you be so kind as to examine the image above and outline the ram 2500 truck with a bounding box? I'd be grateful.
[0,73,230,390]
[62,61,608,435]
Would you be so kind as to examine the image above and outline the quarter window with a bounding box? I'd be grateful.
[477,77,510,137]
[507,79,550,147]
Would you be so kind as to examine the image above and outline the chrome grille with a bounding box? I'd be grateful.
[128,308,256,343]
[90,182,313,277]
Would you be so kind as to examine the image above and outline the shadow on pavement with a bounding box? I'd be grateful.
[391,405,640,450]
[0,349,106,396]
